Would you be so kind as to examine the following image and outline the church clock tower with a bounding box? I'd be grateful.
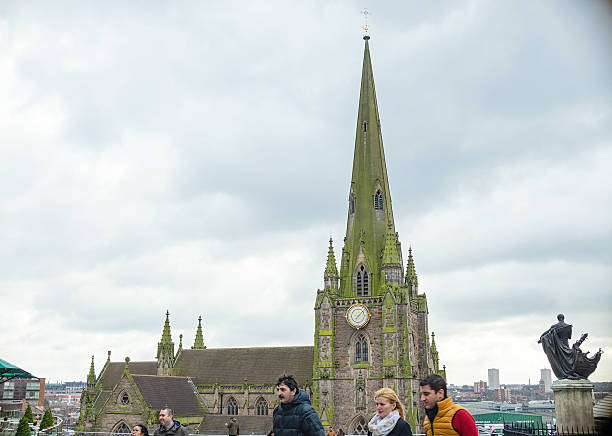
[312,35,446,434]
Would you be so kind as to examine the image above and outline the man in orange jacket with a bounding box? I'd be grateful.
[419,375,478,436]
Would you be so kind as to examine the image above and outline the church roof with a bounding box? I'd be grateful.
[173,347,314,385]
[99,361,157,390]
[132,374,205,417]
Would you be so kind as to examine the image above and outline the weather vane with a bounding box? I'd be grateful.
[361,8,371,37]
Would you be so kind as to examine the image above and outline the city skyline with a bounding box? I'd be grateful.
[1,1,611,386]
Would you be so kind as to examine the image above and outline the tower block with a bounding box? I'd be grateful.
[312,36,445,434]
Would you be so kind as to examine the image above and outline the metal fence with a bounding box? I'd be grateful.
[502,423,603,436]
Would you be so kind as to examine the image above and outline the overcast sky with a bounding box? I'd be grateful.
[1,1,611,387]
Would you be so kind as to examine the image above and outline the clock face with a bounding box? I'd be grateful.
[346,303,371,329]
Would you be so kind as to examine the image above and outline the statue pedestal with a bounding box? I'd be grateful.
[552,379,594,432]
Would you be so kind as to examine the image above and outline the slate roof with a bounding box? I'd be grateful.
[173,347,314,385]
[199,415,273,435]
[100,361,157,390]
[91,390,112,415]
[132,375,205,417]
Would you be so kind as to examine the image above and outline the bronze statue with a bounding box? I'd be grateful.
[538,314,603,380]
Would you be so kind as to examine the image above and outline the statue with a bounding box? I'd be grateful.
[538,314,603,380]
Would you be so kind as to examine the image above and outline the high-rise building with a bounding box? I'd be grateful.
[488,368,500,390]
[540,368,552,392]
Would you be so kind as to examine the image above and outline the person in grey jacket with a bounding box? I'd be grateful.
[273,374,325,436]
[154,408,188,436]
[225,417,239,436]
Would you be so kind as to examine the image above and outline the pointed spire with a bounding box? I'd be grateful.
[324,238,339,291]
[340,35,400,297]
[157,311,175,374]
[87,355,96,388]
[406,246,418,297]
[430,332,440,372]
[192,316,206,349]
[382,222,402,267]
[160,310,172,345]
[178,334,183,350]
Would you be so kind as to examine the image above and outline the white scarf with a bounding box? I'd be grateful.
[368,410,400,436]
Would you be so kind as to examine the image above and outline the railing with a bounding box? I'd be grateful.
[502,423,603,436]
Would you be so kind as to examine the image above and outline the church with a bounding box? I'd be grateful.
[77,34,446,435]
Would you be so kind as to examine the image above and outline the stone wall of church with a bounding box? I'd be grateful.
[199,390,276,417]
[92,377,149,433]
[314,290,430,433]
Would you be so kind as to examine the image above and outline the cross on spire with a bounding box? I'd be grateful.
[361,8,371,38]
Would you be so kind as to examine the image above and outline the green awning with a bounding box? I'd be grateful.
[0,358,36,384]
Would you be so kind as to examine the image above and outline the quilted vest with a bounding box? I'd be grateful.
[423,397,464,436]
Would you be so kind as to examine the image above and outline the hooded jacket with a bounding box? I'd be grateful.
[154,420,189,436]
[273,389,325,436]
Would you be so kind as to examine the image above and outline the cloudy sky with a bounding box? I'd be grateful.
[1,1,611,387]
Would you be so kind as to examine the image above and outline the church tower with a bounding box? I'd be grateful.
[312,35,445,434]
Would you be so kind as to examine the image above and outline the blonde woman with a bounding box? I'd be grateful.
[367,388,413,436]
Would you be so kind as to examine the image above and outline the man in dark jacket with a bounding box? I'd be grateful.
[225,417,239,436]
[273,374,324,436]
[154,407,189,436]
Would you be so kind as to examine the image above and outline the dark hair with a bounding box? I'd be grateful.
[420,374,447,397]
[276,374,298,392]
[134,424,149,436]
[160,407,174,417]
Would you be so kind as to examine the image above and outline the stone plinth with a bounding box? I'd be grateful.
[552,378,594,432]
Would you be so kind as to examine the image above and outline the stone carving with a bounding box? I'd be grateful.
[384,335,395,361]
[384,306,395,328]
[538,314,603,380]
[320,336,332,361]
[320,297,332,330]
[355,374,366,409]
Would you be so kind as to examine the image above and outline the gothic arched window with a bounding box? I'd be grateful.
[355,334,368,363]
[227,397,238,415]
[255,397,268,415]
[113,423,131,435]
[355,417,368,435]
[349,193,355,214]
[356,265,369,296]
[374,190,383,211]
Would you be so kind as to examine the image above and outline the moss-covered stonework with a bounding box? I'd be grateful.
[312,37,445,435]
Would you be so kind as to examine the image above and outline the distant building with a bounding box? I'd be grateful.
[488,368,500,390]
[0,377,45,414]
[494,386,509,402]
[474,380,488,393]
[46,381,86,405]
[540,369,552,392]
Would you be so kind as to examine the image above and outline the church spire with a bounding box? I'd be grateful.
[340,35,400,297]
[192,316,206,349]
[87,355,96,389]
[156,311,175,375]
[406,246,418,297]
[324,238,339,291]
[430,332,440,373]
[160,310,172,345]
